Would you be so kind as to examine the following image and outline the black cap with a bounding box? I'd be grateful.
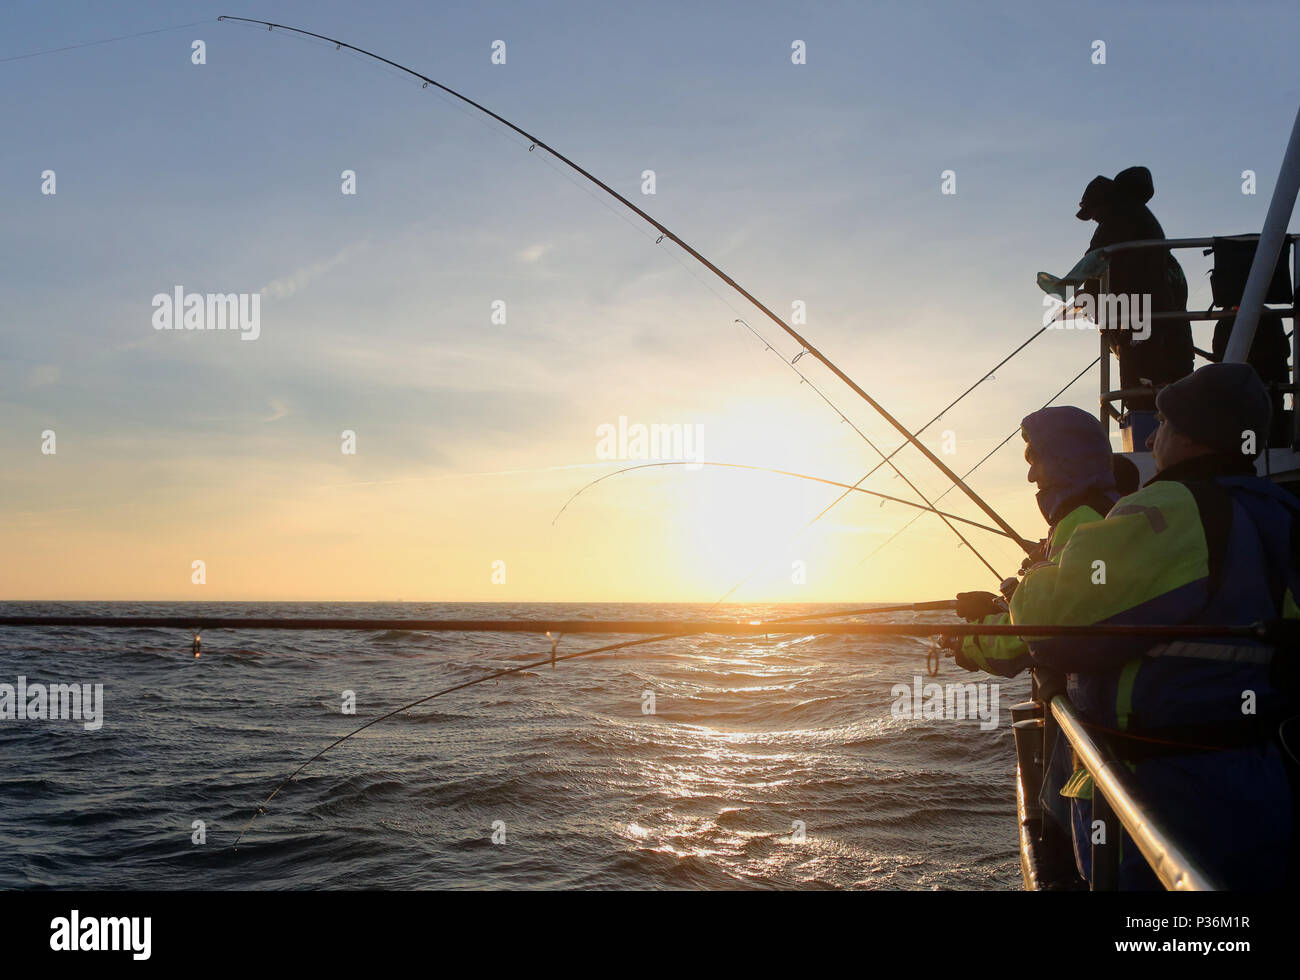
[1155,362,1272,459]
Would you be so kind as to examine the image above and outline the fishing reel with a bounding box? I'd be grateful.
[928,633,969,676]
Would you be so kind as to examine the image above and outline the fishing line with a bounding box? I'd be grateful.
[552,460,1016,539]
[858,356,1101,569]
[216,15,1030,558]
[222,14,769,314]
[0,19,214,64]
[789,326,1051,536]
[738,305,1081,581]
[228,600,948,847]
[232,631,659,848]
[726,316,1006,581]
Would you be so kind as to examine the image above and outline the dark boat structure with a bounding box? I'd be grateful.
[1011,104,1300,891]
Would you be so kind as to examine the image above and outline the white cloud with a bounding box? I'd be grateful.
[517,243,551,264]
[260,241,368,300]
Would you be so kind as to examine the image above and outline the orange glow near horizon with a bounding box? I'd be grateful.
[0,388,1046,604]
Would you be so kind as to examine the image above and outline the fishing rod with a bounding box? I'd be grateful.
[552,460,1027,542]
[0,601,961,634]
[0,18,213,64]
[219,20,1014,587]
[0,601,961,661]
[216,15,1030,562]
[808,599,958,616]
[6,615,1287,639]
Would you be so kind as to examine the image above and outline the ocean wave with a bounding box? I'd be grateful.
[0,600,1023,890]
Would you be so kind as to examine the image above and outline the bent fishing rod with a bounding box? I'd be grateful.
[216,15,1030,560]
[552,460,1030,544]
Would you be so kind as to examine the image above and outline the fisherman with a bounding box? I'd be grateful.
[1074,166,1194,409]
[952,406,1123,679]
[981,363,1297,889]
[950,406,1125,850]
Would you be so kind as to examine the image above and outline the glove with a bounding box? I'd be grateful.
[1019,539,1047,575]
[953,643,981,672]
[940,633,981,672]
[955,591,1004,621]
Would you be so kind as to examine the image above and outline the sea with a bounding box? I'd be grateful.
[0,601,1030,890]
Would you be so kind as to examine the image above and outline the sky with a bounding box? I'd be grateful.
[2,0,1298,602]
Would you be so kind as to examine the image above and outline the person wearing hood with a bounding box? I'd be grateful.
[1074,166,1194,409]
[1004,362,1298,889]
[950,407,1126,854]
[952,406,1122,679]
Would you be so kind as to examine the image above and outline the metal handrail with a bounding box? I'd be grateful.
[1048,695,1219,891]
[1101,380,1298,407]
[1087,231,1300,448]
[1095,233,1300,257]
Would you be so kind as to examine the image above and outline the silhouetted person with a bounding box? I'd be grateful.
[1076,167,1194,409]
[1207,236,1292,445]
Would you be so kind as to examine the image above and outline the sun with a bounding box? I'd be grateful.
[659,405,858,598]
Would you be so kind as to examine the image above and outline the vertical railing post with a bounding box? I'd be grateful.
[1014,717,1045,825]
[1095,272,1110,430]
[1292,239,1299,450]
[1090,788,1120,889]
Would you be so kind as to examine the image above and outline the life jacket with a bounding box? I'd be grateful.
[1068,474,1300,737]
[960,492,1117,678]
[1055,471,1300,888]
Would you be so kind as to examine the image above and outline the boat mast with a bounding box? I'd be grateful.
[1223,102,1300,363]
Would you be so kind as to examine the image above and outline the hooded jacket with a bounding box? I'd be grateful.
[958,407,1119,677]
[1074,167,1194,390]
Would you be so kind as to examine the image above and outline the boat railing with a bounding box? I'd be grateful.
[1013,691,1219,890]
[1069,233,1300,444]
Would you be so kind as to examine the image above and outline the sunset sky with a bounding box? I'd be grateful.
[2,0,1298,602]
